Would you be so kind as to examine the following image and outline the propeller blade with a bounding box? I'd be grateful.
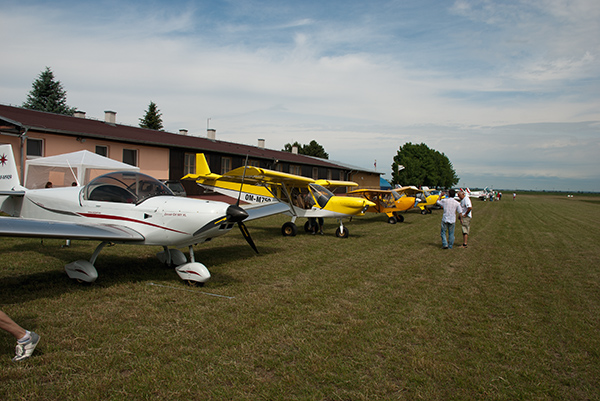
[238,221,258,254]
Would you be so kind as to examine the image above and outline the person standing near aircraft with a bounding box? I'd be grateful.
[436,189,462,249]
[0,310,40,361]
[457,190,472,248]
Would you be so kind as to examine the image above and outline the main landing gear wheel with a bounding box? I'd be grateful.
[421,208,428,215]
[335,227,349,238]
[395,213,405,223]
[388,216,397,224]
[304,221,317,233]
[281,222,297,236]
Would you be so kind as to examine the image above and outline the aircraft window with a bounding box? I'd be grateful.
[392,191,401,201]
[85,172,174,204]
[309,184,333,208]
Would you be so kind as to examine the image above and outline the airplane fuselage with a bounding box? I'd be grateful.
[19,186,236,247]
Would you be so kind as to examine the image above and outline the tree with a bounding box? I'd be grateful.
[139,101,164,130]
[282,140,329,159]
[391,142,458,188]
[22,67,76,115]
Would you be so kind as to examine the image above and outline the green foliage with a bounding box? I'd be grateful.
[392,142,459,188]
[22,67,76,115]
[139,101,164,130]
[283,140,329,159]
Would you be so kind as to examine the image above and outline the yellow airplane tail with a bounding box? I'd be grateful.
[181,153,222,181]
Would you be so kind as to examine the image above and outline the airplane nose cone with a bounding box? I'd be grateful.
[226,204,249,223]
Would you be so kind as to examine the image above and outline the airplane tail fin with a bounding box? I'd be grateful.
[0,144,26,216]
[0,144,24,191]
[181,153,222,181]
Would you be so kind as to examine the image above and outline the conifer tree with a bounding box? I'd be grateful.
[139,101,164,130]
[22,67,76,115]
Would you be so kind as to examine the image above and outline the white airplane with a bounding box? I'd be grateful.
[462,187,493,201]
[0,145,285,285]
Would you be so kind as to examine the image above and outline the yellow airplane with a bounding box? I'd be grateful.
[347,188,420,223]
[183,154,375,238]
[393,186,441,214]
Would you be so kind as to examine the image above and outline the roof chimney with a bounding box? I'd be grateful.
[104,110,116,124]
[74,110,86,118]
[179,129,188,135]
[292,145,298,154]
[258,138,265,148]
[207,129,216,140]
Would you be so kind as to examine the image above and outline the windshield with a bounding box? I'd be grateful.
[309,183,334,208]
[85,171,174,204]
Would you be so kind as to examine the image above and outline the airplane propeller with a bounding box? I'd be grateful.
[234,155,259,254]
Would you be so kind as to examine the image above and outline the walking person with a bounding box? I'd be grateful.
[436,189,462,249]
[0,310,40,362]
[457,190,472,248]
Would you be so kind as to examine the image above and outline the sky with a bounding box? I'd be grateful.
[1,0,599,192]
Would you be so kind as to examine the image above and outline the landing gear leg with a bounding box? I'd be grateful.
[335,219,349,238]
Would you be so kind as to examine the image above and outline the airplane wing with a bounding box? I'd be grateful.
[221,166,315,186]
[347,189,392,196]
[315,180,358,188]
[0,217,145,241]
[241,202,291,221]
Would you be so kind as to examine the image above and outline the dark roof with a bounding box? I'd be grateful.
[0,104,343,169]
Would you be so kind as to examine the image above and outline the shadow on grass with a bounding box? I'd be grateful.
[0,241,284,304]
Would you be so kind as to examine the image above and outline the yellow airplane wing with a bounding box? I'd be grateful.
[347,189,392,196]
[315,180,358,188]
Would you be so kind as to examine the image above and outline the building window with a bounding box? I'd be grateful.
[327,169,332,180]
[339,171,345,181]
[184,153,196,175]
[26,138,43,157]
[248,159,259,167]
[95,145,108,157]
[312,167,318,180]
[221,157,232,174]
[123,149,137,166]
[290,165,301,175]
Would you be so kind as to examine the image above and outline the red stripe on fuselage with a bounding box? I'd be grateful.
[78,213,188,235]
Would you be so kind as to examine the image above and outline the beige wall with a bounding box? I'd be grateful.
[1,131,170,181]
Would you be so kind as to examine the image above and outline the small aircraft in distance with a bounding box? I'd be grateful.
[346,188,420,223]
[183,154,375,238]
[462,187,493,201]
[393,186,441,214]
[0,145,286,284]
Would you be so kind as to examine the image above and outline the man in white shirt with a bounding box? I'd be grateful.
[436,189,462,249]
[457,190,472,248]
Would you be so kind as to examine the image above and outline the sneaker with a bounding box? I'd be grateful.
[13,332,40,362]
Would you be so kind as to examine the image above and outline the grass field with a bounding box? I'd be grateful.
[1,193,599,400]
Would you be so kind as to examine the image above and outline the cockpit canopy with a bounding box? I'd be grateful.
[85,171,174,204]
[309,183,334,208]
